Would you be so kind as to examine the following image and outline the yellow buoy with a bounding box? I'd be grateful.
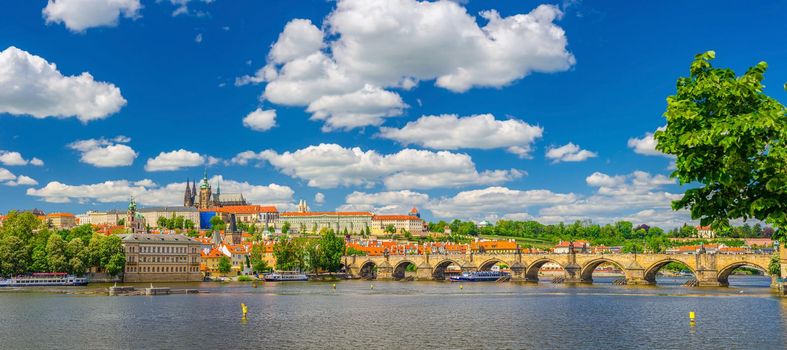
[460,284,463,290]
[689,311,695,321]
[332,283,336,289]
[370,284,374,290]
[241,303,248,318]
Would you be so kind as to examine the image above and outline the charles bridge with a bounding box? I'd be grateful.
[343,247,782,287]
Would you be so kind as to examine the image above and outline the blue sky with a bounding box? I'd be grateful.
[1,0,786,227]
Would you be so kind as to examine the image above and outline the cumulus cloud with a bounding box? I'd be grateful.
[537,170,680,223]
[379,114,543,158]
[0,150,43,166]
[242,108,277,132]
[26,176,295,208]
[238,0,574,131]
[545,143,597,163]
[314,192,325,204]
[167,0,213,17]
[307,85,406,131]
[144,149,209,172]
[67,136,138,167]
[42,0,142,32]
[338,190,429,213]
[235,144,522,189]
[628,127,673,158]
[6,175,38,187]
[0,168,37,187]
[427,186,577,219]
[0,168,15,182]
[0,47,127,122]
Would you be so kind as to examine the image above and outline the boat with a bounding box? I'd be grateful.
[263,271,308,282]
[450,271,509,282]
[0,273,88,287]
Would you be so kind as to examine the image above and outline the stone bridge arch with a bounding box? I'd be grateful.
[478,258,512,271]
[579,258,626,283]
[432,258,464,280]
[359,260,377,279]
[643,258,696,284]
[716,261,769,286]
[392,260,417,280]
[525,258,564,282]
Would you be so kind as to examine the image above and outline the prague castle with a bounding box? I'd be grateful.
[184,170,248,210]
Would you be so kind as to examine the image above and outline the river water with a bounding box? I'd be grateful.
[0,276,784,349]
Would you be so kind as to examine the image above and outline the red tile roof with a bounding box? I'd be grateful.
[372,215,421,221]
[281,211,373,217]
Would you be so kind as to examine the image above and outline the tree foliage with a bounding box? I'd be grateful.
[655,51,787,234]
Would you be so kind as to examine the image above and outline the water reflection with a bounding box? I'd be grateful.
[0,276,783,349]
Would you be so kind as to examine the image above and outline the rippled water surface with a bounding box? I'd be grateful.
[1,276,785,349]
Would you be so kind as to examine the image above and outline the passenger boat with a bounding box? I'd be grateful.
[450,271,508,282]
[0,273,88,287]
[263,271,308,282]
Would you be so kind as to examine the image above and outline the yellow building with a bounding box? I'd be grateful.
[46,213,77,230]
[371,214,426,235]
[121,233,202,282]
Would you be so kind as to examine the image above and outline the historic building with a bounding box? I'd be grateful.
[185,170,248,209]
[46,212,77,230]
[125,198,147,234]
[76,210,123,226]
[120,233,202,282]
[277,200,373,234]
[371,208,426,236]
[138,206,200,229]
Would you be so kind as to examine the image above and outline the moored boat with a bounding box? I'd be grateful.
[263,271,308,282]
[450,271,508,282]
[0,273,88,287]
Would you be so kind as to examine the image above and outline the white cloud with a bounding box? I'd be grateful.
[338,190,429,213]
[427,186,577,219]
[30,158,44,166]
[0,168,15,182]
[314,192,325,204]
[167,0,213,17]
[0,151,28,166]
[6,175,38,187]
[144,149,208,172]
[0,168,37,187]
[242,108,277,132]
[0,47,127,122]
[42,0,142,32]
[545,142,597,163]
[379,114,543,158]
[195,33,203,43]
[306,85,406,131]
[67,136,138,167]
[628,127,673,157]
[26,176,295,208]
[537,170,681,224]
[239,0,574,131]
[240,143,522,189]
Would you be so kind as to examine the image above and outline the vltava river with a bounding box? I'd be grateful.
[1,276,785,349]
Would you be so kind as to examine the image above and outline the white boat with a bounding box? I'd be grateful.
[263,271,308,282]
[0,273,88,287]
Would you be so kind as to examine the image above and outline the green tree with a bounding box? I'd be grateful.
[157,216,168,228]
[45,234,69,273]
[65,238,88,276]
[318,229,346,272]
[218,256,232,274]
[0,211,40,241]
[0,236,30,276]
[249,244,270,273]
[210,216,226,231]
[281,221,291,234]
[656,51,787,235]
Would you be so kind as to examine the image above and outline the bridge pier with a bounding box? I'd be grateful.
[563,263,582,283]
[624,268,651,285]
[509,262,525,282]
[415,262,433,280]
[377,261,393,280]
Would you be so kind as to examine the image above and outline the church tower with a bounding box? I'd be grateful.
[183,178,192,207]
[199,169,212,210]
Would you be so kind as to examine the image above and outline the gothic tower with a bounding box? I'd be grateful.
[199,169,212,210]
[183,178,192,207]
